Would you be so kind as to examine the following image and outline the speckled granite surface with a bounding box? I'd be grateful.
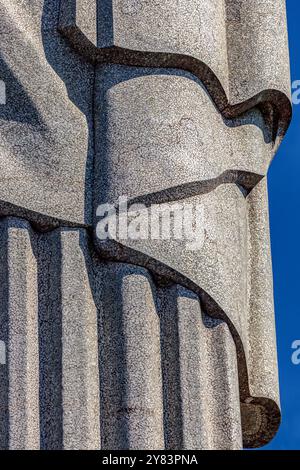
[0,0,292,449]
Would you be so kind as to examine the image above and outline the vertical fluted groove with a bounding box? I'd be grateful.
[60,229,100,450]
[158,285,184,450]
[0,220,9,449]
[97,264,128,449]
[176,287,214,450]
[158,285,213,450]
[99,264,164,450]
[247,179,280,405]
[119,269,164,449]
[38,230,63,450]
[6,219,40,449]
[0,220,245,449]
[158,285,242,450]
[205,319,243,450]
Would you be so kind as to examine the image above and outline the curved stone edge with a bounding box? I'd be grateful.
[58,25,292,149]
[92,237,281,449]
[0,171,263,231]
[0,176,282,447]
[123,171,264,207]
[0,209,280,447]
[0,200,89,232]
[0,215,245,449]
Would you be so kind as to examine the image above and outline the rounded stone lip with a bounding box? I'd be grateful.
[241,399,281,449]
[58,24,292,152]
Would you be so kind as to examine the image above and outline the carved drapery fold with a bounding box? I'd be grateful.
[0,0,292,449]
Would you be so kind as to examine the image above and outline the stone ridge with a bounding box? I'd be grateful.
[0,210,281,448]
[59,0,292,144]
[0,0,292,450]
[0,0,292,227]
[94,179,281,449]
[0,217,243,449]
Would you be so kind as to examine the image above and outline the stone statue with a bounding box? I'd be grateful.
[0,0,292,450]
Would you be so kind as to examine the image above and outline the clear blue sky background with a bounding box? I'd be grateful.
[263,0,300,450]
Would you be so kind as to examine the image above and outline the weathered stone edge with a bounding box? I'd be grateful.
[0,210,280,448]
[58,24,292,150]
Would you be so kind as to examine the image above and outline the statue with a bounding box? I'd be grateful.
[0,0,292,450]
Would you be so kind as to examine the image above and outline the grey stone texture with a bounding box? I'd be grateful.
[59,0,291,142]
[0,218,243,450]
[94,66,273,205]
[0,0,292,450]
[0,0,94,226]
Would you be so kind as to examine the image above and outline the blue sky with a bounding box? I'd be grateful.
[263,0,300,450]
